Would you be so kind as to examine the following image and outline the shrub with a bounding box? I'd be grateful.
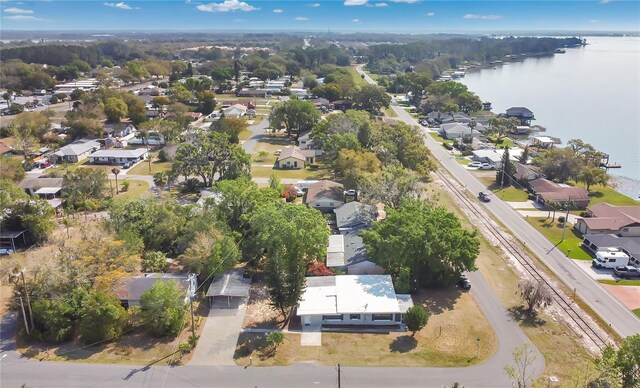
[31,299,75,344]
[405,305,429,336]
[121,180,130,192]
[140,281,186,337]
[182,178,200,193]
[558,216,566,224]
[142,251,168,272]
[79,292,128,345]
[307,261,334,277]
[442,142,453,150]
[158,149,168,162]
[266,331,284,352]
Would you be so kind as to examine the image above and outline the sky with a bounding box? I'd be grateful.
[1,0,639,32]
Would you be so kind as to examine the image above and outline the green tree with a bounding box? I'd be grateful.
[311,84,341,101]
[496,147,516,188]
[533,148,584,183]
[266,331,285,353]
[141,251,168,272]
[126,61,151,82]
[210,116,247,144]
[578,167,610,191]
[9,111,52,160]
[140,281,186,337]
[153,171,169,192]
[352,84,391,113]
[269,99,321,139]
[359,164,421,209]
[30,299,75,343]
[180,230,240,280]
[79,292,128,345]
[1,180,55,243]
[455,91,483,114]
[62,168,107,209]
[0,156,25,182]
[405,305,429,337]
[197,90,217,115]
[104,97,128,123]
[250,203,329,322]
[519,145,529,164]
[361,199,479,287]
[333,149,381,189]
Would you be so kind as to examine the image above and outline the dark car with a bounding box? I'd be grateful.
[478,192,491,202]
[613,266,640,279]
[457,276,471,290]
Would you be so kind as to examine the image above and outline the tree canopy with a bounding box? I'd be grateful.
[140,281,187,337]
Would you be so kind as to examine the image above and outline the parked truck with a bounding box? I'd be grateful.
[591,248,630,269]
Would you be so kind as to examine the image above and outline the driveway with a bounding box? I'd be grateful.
[189,297,247,365]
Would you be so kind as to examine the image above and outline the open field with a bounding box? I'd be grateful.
[428,181,596,385]
[383,107,398,117]
[235,289,496,367]
[527,217,592,260]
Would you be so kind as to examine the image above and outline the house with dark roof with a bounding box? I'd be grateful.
[513,162,541,184]
[114,273,197,308]
[582,234,640,266]
[334,201,377,231]
[18,177,65,209]
[303,180,344,211]
[528,178,590,209]
[505,107,535,125]
[333,99,353,111]
[426,111,473,124]
[575,203,640,237]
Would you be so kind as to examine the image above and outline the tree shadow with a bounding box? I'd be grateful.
[589,191,604,198]
[389,335,417,353]
[508,305,546,327]
[233,333,266,360]
[418,287,463,315]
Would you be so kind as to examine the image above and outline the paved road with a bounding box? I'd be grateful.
[356,65,640,337]
[0,269,543,387]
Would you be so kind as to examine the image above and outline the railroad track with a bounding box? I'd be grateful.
[433,169,611,351]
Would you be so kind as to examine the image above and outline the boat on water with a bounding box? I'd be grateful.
[554,48,566,54]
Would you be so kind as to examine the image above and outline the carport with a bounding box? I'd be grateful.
[206,269,251,308]
[0,230,27,253]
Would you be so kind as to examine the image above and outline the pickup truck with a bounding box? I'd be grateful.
[612,266,640,279]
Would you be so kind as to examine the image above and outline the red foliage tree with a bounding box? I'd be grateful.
[307,261,334,277]
[281,185,298,202]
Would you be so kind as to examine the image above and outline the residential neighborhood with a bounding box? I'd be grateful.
[0,22,638,388]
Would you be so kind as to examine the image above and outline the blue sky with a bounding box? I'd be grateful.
[1,0,639,32]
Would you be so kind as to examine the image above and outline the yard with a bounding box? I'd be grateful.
[249,137,331,180]
[127,151,172,176]
[383,106,398,117]
[599,279,640,287]
[572,182,640,207]
[346,65,366,87]
[527,217,592,260]
[234,288,497,367]
[108,179,150,200]
[479,178,530,202]
[428,131,454,146]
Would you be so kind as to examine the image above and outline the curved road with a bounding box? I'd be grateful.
[356,65,640,338]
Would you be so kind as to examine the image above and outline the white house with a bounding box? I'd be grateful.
[88,148,148,167]
[104,122,137,138]
[471,148,523,169]
[49,140,101,164]
[223,104,248,118]
[297,275,413,327]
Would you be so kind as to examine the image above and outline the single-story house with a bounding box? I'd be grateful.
[426,111,472,124]
[115,273,198,308]
[309,98,330,109]
[88,148,148,167]
[582,234,640,266]
[304,180,345,211]
[440,123,485,140]
[326,230,386,275]
[532,136,556,149]
[19,177,65,209]
[528,178,590,209]
[226,100,256,109]
[237,89,268,98]
[575,203,640,237]
[513,162,541,184]
[290,88,309,98]
[104,122,137,138]
[297,132,315,149]
[223,104,248,118]
[334,201,378,232]
[471,148,523,169]
[333,100,353,111]
[505,107,535,125]
[49,140,101,164]
[275,147,316,169]
[206,269,252,308]
[296,275,413,327]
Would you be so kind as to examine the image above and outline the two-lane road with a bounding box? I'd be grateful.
[356,65,640,337]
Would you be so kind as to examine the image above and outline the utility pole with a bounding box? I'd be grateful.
[337,363,341,388]
[189,296,196,339]
[20,269,34,331]
[561,198,571,242]
[19,297,30,336]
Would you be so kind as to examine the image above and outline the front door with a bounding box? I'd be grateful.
[304,316,311,325]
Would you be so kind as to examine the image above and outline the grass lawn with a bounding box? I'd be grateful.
[109,179,150,200]
[599,279,640,287]
[235,289,497,367]
[127,157,172,176]
[238,128,253,141]
[634,308,640,318]
[251,165,330,180]
[571,182,640,206]
[485,136,516,149]
[527,217,592,260]
[346,66,365,87]
[428,132,454,146]
[456,157,472,166]
[383,106,398,117]
[492,186,530,202]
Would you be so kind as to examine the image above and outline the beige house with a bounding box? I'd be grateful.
[303,180,344,211]
[276,147,316,169]
[575,203,640,237]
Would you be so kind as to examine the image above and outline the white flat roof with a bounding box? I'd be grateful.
[89,148,148,158]
[327,235,345,267]
[297,278,337,316]
[34,187,62,195]
[336,275,400,314]
[534,136,554,143]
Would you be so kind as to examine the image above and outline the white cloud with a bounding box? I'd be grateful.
[4,7,33,14]
[352,18,360,23]
[373,2,387,6]
[426,12,434,16]
[295,16,309,21]
[463,14,502,20]
[4,14,42,21]
[103,2,139,10]
[196,0,259,12]
[344,0,368,6]
[390,0,421,3]
[590,19,599,23]
[308,3,321,7]
[273,8,283,13]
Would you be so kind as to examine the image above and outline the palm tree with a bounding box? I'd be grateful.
[111,167,121,194]
[258,151,269,162]
[153,171,168,193]
[3,91,12,108]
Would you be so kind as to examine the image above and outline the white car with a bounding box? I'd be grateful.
[468,161,482,168]
[479,163,496,170]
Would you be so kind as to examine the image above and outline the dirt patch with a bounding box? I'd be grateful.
[242,282,282,329]
[601,284,640,310]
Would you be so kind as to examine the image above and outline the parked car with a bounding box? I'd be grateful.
[294,186,304,197]
[478,192,491,202]
[457,276,471,290]
[274,149,282,156]
[613,266,640,279]
[479,163,495,170]
[468,161,482,168]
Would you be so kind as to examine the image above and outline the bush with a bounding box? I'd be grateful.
[266,331,284,352]
[140,281,186,337]
[31,299,75,344]
[405,305,429,336]
[181,178,200,193]
[308,164,319,171]
[442,142,453,150]
[558,216,566,224]
[158,149,169,162]
[121,180,130,192]
[79,292,128,345]
[307,261,334,277]
[142,251,168,272]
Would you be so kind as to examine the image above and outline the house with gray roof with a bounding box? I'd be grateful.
[88,148,148,167]
[49,140,101,164]
[114,273,197,308]
[440,122,486,140]
[582,234,640,266]
[334,201,377,231]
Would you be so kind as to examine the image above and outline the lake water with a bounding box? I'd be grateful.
[460,36,640,199]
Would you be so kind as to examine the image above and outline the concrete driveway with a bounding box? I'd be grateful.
[189,297,247,366]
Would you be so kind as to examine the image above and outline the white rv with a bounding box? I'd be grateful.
[592,248,630,269]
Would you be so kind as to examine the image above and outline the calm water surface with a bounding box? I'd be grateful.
[461,36,640,199]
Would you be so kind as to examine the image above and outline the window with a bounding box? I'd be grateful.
[329,202,334,206]
[322,315,343,321]
[371,314,393,321]
[350,314,361,320]
[315,203,320,207]
[394,314,401,322]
